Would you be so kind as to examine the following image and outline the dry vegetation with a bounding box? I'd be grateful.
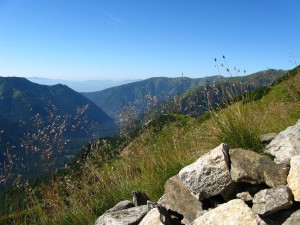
[1,65,300,225]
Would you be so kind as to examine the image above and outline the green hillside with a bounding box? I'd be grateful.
[83,70,285,120]
[0,66,299,224]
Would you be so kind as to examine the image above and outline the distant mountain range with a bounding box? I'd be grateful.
[179,69,287,117]
[26,77,140,92]
[82,69,286,120]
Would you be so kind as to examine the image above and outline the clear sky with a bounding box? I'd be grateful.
[0,0,299,80]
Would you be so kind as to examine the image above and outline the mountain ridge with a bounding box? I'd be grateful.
[83,69,286,120]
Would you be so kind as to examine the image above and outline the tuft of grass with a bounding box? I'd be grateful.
[209,104,263,152]
[203,65,300,153]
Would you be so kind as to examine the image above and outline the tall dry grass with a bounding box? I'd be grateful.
[203,65,300,152]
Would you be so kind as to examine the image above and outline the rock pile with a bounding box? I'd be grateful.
[95,120,300,225]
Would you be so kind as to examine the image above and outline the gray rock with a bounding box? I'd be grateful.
[105,200,134,213]
[147,200,158,211]
[283,210,300,225]
[95,205,148,225]
[252,186,293,216]
[236,191,253,203]
[162,175,203,224]
[178,143,232,200]
[190,199,265,225]
[230,148,287,187]
[266,119,300,164]
[287,155,300,201]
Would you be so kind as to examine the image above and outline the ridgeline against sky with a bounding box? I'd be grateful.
[0,0,299,80]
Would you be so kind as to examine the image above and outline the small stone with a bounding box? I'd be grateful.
[236,192,253,203]
[95,205,148,225]
[252,186,293,216]
[190,199,264,225]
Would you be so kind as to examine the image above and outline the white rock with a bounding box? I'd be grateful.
[190,199,265,225]
[287,155,300,201]
[95,205,148,225]
[266,119,300,164]
[178,143,232,200]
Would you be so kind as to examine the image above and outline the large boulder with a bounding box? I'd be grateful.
[287,155,300,201]
[230,148,287,187]
[95,205,148,225]
[265,119,300,164]
[252,186,293,216]
[178,143,232,200]
[162,175,203,224]
[190,199,265,225]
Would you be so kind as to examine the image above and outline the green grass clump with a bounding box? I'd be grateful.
[210,103,263,152]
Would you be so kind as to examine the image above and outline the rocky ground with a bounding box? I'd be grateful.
[94,119,300,225]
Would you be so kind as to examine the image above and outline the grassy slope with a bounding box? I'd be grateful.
[82,70,285,120]
[1,66,300,224]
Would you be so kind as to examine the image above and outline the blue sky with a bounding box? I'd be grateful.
[0,0,299,80]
